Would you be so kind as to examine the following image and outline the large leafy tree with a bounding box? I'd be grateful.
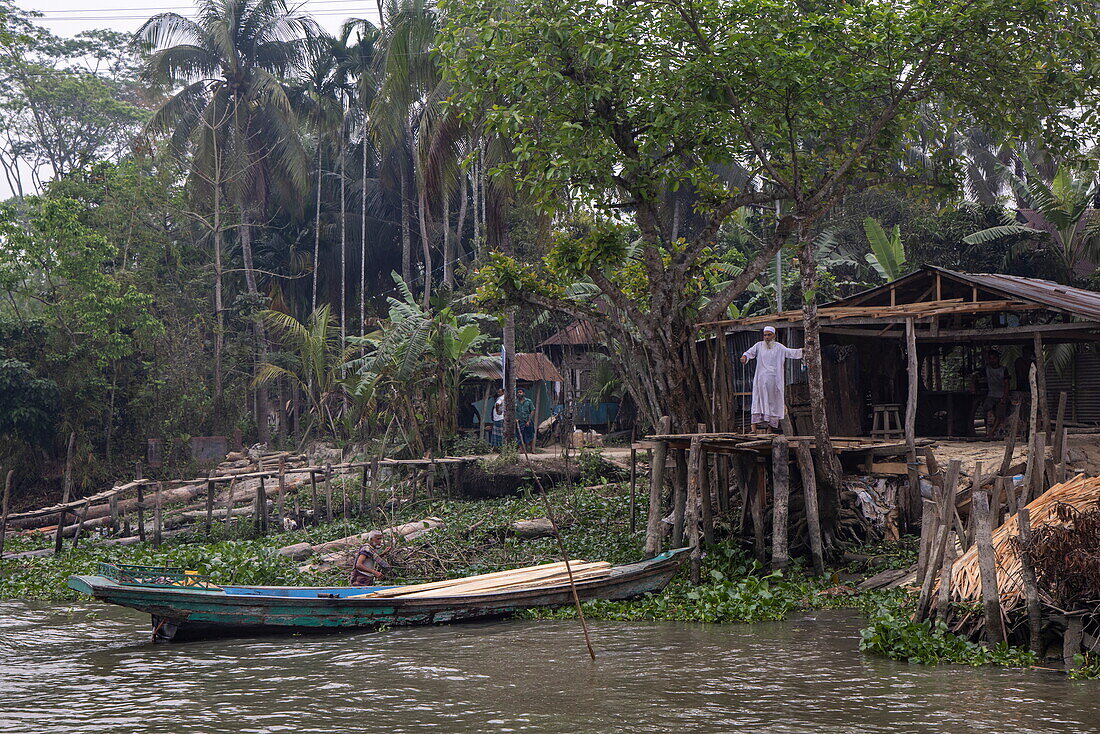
[138,0,318,438]
[443,0,1096,485]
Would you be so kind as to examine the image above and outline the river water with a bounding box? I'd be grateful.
[1,602,1097,733]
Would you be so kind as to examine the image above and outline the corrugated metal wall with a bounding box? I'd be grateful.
[1045,344,1100,425]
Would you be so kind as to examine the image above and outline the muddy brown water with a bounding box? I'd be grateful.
[1,602,1097,733]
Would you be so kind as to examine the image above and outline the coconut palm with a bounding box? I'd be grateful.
[963,160,1100,284]
[139,0,318,439]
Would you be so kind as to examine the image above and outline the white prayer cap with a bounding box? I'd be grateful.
[762,326,776,335]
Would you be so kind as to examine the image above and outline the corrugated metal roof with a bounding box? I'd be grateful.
[466,352,565,383]
[537,320,601,347]
[931,266,1100,321]
[829,265,1100,322]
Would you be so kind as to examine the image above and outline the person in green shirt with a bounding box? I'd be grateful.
[515,387,535,448]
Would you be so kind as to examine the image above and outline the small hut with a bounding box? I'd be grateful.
[537,320,621,426]
[464,352,564,441]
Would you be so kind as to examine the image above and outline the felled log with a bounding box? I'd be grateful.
[283,517,447,571]
[508,518,571,539]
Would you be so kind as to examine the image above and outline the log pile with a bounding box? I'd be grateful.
[291,518,447,572]
[352,560,612,599]
[945,474,1100,614]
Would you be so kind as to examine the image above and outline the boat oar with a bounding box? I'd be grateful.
[519,439,596,661]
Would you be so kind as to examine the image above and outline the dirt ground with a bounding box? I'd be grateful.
[928,433,1100,479]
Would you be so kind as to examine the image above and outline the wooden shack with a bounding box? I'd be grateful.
[537,320,621,427]
[464,352,564,439]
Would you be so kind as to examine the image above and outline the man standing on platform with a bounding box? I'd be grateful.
[740,326,804,433]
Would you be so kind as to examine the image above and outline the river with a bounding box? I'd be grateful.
[1,602,1097,733]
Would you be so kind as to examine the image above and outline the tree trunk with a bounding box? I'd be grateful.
[340,139,347,351]
[443,192,453,289]
[456,171,468,265]
[504,311,517,443]
[798,240,841,490]
[400,157,413,286]
[212,193,226,430]
[312,141,323,311]
[240,212,270,444]
[360,136,368,336]
[418,175,432,309]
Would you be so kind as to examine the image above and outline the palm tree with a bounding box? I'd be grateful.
[139,0,317,440]
[964,160,1100,284]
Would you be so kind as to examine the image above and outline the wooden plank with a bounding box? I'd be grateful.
[870,461,927,476]
[1017,507,1043,656]
[686,434,704,584]
[771,435,790,572]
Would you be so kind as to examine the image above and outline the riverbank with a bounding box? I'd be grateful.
[0,475,1055,674]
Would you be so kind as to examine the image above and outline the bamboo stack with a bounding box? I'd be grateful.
[946,474,1100,612]
[352,560,612,599]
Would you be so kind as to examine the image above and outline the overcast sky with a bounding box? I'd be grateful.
[22,0,379,37]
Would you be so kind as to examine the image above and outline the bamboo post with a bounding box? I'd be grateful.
[153,482,163,547]
[671,449,688,547]
[686,434,703,584]
[696,423,714,546]
[644,416,671,557]
[53,432,76,555]
[771,434,790,572]
[973,489,1006,644]
[0,469,11,559]
[278,458,287,528]
[324,464,333,523]
[1017,507,1043,657]
[1022,364,1041,506]
[904,317,918,462]
[1033,332,1049,442]
[135,462,146,543]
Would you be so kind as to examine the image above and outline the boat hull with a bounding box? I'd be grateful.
[68,549,688,641]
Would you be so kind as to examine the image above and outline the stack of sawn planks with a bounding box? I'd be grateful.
[352,560,611,599]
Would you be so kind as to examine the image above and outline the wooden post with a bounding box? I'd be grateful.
[278,458,287,527]
[1053,391,1067,464]
[1017,507,1043,657]
[205,478,215,530]
[224,477,236,533]
[771,434,790,572]
[153,482,163,547]
[935,531,957,618]
[109,493,120,534]
[1034,332,1049,441]
[973,489,1006,644]
[370,456,380,513]
[717,456,729,513]
[686,434,703,584]
[0,469,10,559]
[310,470,319,521]
[645,416,671,556]
[916,498,935,585]
[791,433,824,576]
[1029,432,1047,504]
[998,403,1021,476]
[696,423,714,546]
[751,458,766,563]
[53,432,76,555]
[629,432,638,534]
[1022,363,1041,505]
[360,463,368,516]
[478,383,490,441]
[123,512,131,538]
[904,317,918,462]
[915,460,960,621]
[1064,616,1084,671]
[256,476,269,535]
[71,499,92,549]
[135,462,146,543]
[671,449,688,547]
[324,464,333,523]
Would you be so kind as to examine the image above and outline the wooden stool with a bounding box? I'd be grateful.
[871,403,904,439]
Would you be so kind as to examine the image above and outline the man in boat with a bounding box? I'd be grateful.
[739,326,803,433]
[349,531,393,586]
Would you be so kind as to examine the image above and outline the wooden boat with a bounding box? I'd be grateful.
[67,548,689,641]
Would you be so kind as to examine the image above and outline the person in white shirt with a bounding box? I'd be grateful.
[740,326,804,432]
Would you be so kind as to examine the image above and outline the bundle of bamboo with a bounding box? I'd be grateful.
[352,560,612,599]
[947,474,1100,612]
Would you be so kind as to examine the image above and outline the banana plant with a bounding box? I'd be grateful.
[863,218,908,282]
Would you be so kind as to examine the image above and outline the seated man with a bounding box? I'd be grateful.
[972,349,1010,438]
[349,530,393,586]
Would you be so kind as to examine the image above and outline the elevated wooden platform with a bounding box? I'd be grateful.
[645,432,934,456]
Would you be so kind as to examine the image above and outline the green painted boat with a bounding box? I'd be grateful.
[68,548,689,641]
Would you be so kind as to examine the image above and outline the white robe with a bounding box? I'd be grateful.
[742,341,803,427]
